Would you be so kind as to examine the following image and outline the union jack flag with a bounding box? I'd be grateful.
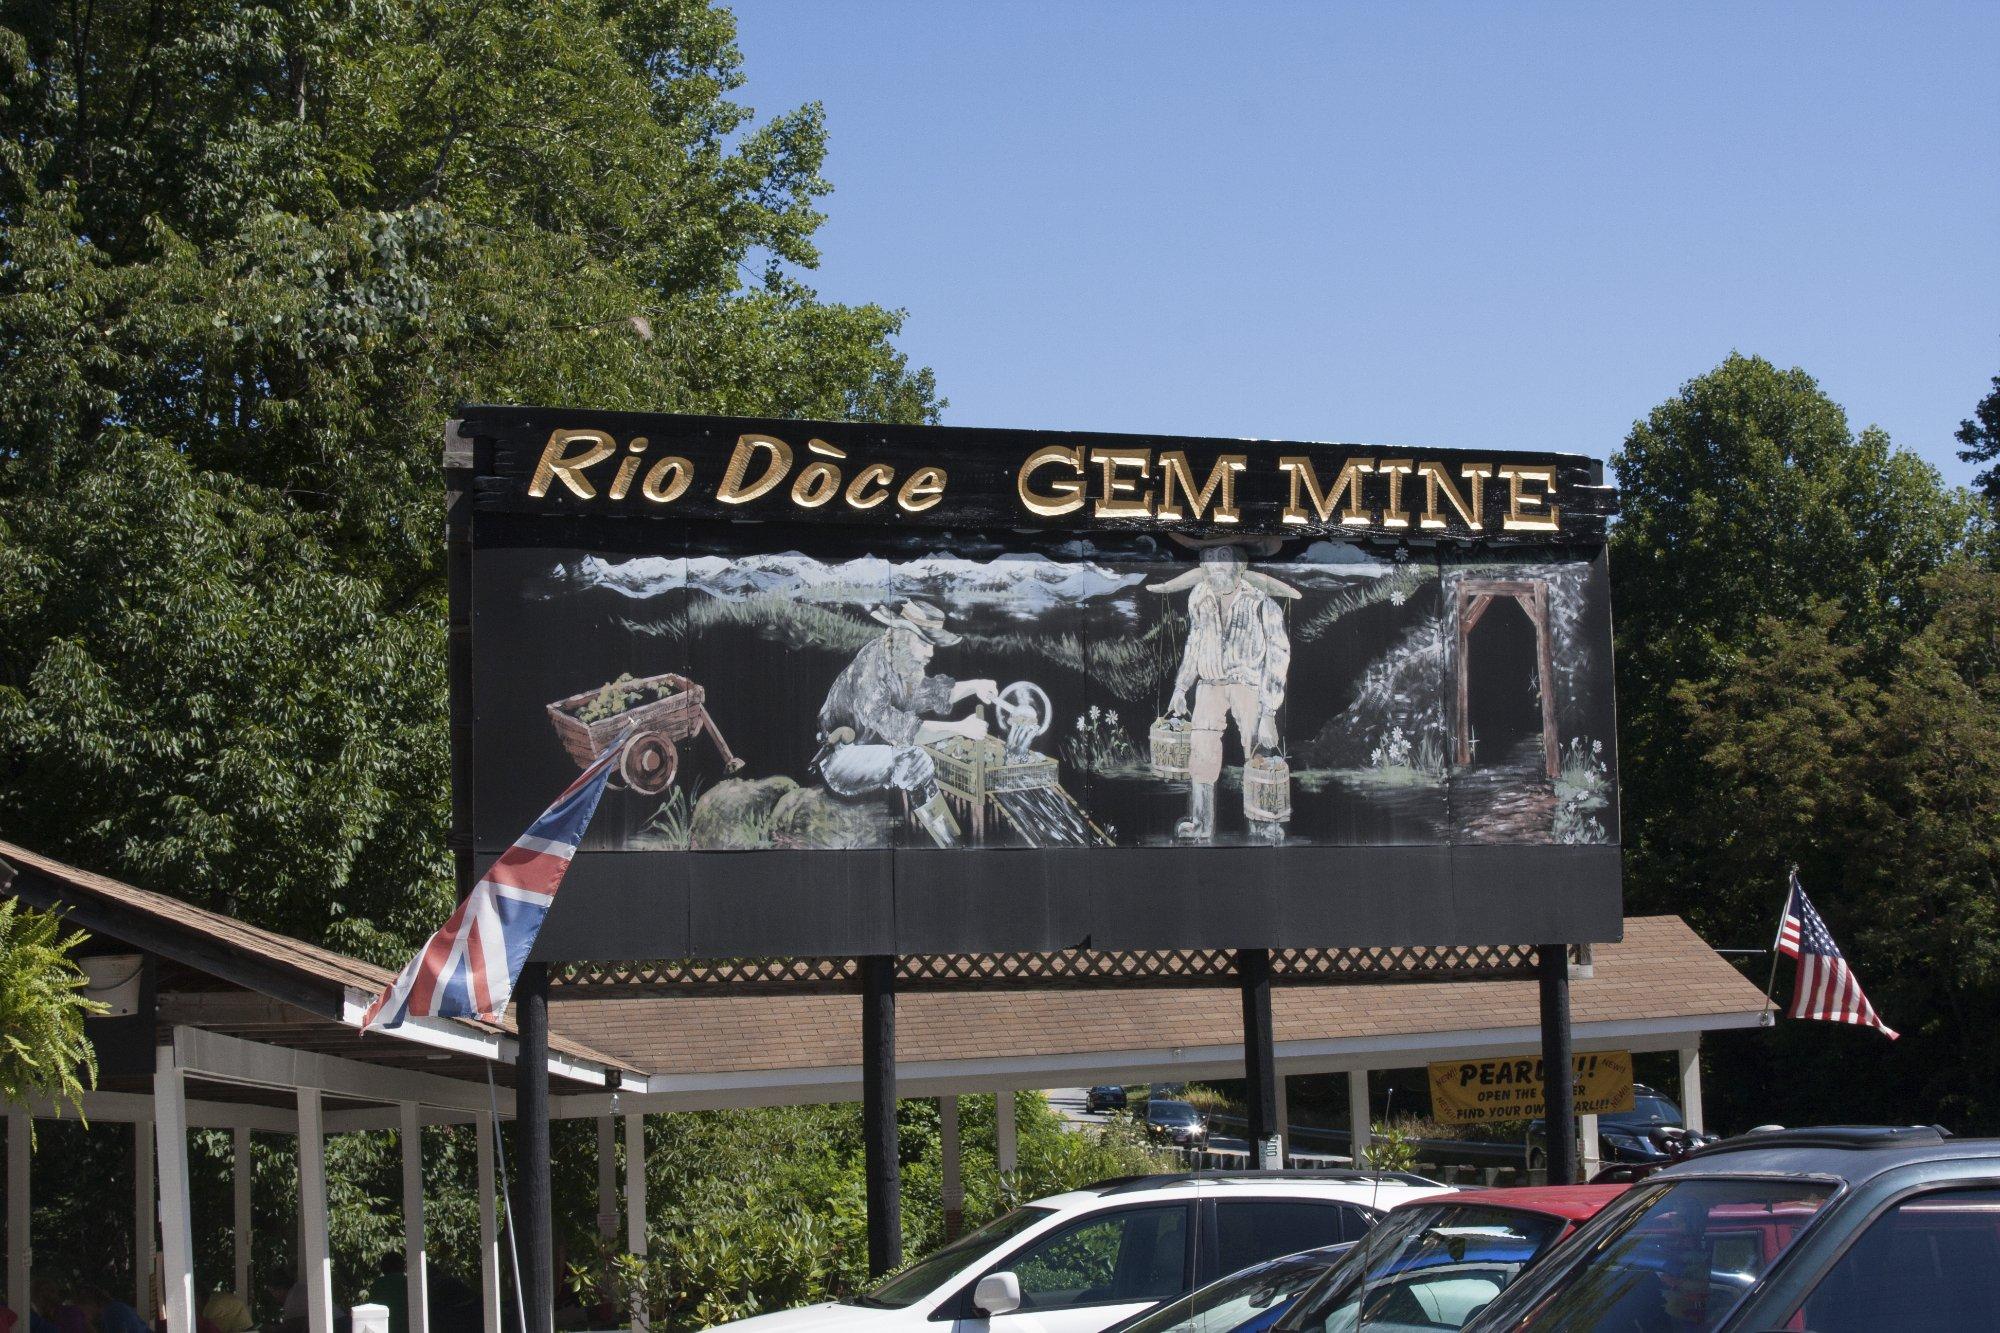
[362,734,628,1031]
[1776,870,1898,1040]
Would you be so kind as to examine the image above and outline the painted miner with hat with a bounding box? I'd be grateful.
[1151,545,1299,842]
[816,599,998,846]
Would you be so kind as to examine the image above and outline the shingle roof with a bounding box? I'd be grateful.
[551,916,1766,1079]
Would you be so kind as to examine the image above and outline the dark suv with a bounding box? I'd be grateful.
[1524,1083,1716,1173]
[1465,1125,2000,1332]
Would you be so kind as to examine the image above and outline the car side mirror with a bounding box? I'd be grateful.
[973,1272,1022,1318]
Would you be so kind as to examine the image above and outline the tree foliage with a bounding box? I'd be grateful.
[1957,373,2000,507]
[0,899,100,1109]
[1613,355,2000,1132]
[0,0,938,955]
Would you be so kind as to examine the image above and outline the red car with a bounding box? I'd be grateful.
[1270,1185,1628,1332]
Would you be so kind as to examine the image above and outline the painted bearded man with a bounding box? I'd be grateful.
[1151,546,1298,842]
[816,599,996,847]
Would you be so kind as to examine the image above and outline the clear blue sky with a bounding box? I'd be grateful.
[728,2,1998,486]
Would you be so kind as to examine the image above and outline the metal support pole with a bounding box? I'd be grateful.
[135,1120,156,1312]
[296,1089,334,1333]
[623,1114,647,1332]
[1346,1070,1371,1166]
[861,956,900,1277]
[1237,949,1280,1169]
[232,1128,252,1302]
[1274,1069,1290,1166]
[516,964,554,1333]
[7,1106,29,1333]
[995,1092,1017,1176]
[474,1109,502,1333]
[400,1104,430,1333]
[154,1069,196,1333]
[939,1096,963,1241]
[1538,944,1577,1185]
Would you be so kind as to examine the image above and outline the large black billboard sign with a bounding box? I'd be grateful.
[455,408,1622,960]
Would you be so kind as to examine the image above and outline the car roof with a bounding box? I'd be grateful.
[1033,1175,1453,1212]
[1655,1125,2000,1183]
[1410,1184,1628,1221]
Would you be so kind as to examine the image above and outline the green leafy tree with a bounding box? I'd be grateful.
[1611,354,1980,931]
[0,899,101,1109]
[1957,373,2000,507]
[0,0,939,956]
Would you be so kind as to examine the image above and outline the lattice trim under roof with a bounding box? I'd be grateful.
[551,944,1578,995]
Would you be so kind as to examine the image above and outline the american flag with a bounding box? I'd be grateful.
[1776,870,1898,1040]
[362,734,628,1032]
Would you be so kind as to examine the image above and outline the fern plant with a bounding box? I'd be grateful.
[0,900,104,1114]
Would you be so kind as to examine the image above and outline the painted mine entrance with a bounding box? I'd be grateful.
[1454,577,1559,780]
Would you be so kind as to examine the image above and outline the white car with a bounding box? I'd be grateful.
[708,1171,1455,1333]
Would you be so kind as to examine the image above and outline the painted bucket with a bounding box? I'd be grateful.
[1149,715,1192,778]
[1244,755,1292,823]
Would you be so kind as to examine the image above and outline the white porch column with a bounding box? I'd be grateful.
[1678,1042,1705,1132]
[154,1064,196,1333]
[474,1110,502,1333]
[399,1104,430,1333]
[1274,1073,1291,1165]
[135,1120,156,1313]
[232,1128,253,1302]
[7,1106,28,1332]
[595,1115,617,1243]
[1347,1070,1371,1166]
[995,1091,1017,1175]
[296,1089,334,1333]
[1579,1114,1601,1179]
[939,1096,963,1239]
[622,1113,647,1332]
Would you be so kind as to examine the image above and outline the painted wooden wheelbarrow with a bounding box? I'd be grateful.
[546,671,744,794]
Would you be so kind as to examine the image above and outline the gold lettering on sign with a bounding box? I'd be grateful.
[528,429,617,498]
[640,456,692,503]
[1018,445,1087,516]
[716,434,793,505]
[1499,464,1559,531]
[1156,452,1245,523]
[1418,461,1488,530]
[898,466,947,513]
[845,463,896,509]
[790,438,847,508]
[1278,456,1375,526]
[608,437,649,501]
[1092,447,1155,518]
[1377,459,1414,528]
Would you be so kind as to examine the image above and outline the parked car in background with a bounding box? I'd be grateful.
[1103,1244,1354,1333]
[1524,1083,1716,1173]
[1145,1099,1209,1147]
[1266,1185,1627,1332]
[1465,1125,2000,1332]
[707,1172,1455,1333]
[1088,1085,1129,1113]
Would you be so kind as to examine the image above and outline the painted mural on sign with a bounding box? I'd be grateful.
[471,531,1617,855]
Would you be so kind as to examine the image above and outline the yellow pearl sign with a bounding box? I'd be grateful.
[1428,1050,1636,1125]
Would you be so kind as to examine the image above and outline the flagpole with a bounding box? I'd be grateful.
[488,1067,531,1333]
[1760,865,1796,1027]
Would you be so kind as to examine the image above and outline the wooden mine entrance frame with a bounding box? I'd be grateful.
[1454,577,1560,780]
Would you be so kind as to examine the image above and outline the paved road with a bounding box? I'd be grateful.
[1044,1087,1251,1157]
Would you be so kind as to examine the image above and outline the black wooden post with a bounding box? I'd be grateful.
[516,963,555,1333]
[1238,949,1281,1169]
[1538,944,1577,1185]
[443,422,476,909]
[862,956,901,1275]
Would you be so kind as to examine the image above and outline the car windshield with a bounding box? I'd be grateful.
[1486,1177,1835,1331]
[1151,1102,1200,1123]
[1618,1093,1685,1126]
[1281,1202,1567,1333]
[1115,1251,1338,1333]
[858,1207,1054,1309]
